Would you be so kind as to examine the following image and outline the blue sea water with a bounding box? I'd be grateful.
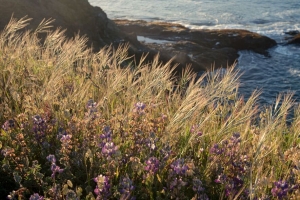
[89,0,300,105]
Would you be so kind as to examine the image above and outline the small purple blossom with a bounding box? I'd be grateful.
[119,175,135,199]
[94,175,110,198]
[85,99,98,118]
[209,133,250,198]
[170,159,189,176]
[271,181,289,199]
[50,163,64,178]
[46,154,56,163]
[32,115,47,142]
[2,119,14,131]
[29,193,44,200]
[193,178,205,193]
[160,145,172,162]
[230,132,241,144]
[33,115,44,124]
[145,157,160,174]
[169,177,187,190]
[102,142,118,156]
[210,144,224,155]
[86,99,97,110]
[46,154,63,179]
[99,126,112,147]
[190,125,203,136]
[145,133,158,151]
[60,134,72,147]
[133,102,146,114]
[214,174,227,184]
[135,102,145,110]
[101,126,112,139]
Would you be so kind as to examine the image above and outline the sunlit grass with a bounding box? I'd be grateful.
[0,17,300,200]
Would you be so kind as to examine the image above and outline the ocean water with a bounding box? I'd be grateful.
[89,0,300,105]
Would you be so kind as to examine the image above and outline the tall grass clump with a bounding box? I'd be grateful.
[1,17,300,200]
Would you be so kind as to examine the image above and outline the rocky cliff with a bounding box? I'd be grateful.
[0,0,126,50]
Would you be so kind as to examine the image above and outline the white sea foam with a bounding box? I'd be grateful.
[274,46,294,56]
[288,69,300,77]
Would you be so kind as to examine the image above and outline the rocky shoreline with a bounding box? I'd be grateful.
[114,19,278,71]
[3,0,299,72]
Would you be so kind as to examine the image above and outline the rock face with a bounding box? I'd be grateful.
[0,0,125,50]
[287,33,300,45]
[115,20,277,71]
[0,0,277,72]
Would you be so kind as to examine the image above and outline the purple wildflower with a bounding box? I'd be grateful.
[29,193,44,200]
[170,159,189,176]
[210,144,224,155]
[85,99,98,118]
[2,119,14,131]
[145,157,160,174]
[133,102,146,114]
[46,154,63,179]
[86,99,97,110]
[271,181,289,199]
[209,133,250,198]
[193,178,205,193]
[169,177,187,190]
[160,145,172,162]
[32,115,47,142]
[190,125,203,136]
[102,142,118,156]
[100,126,112,147]
[60,134,72,147]
[119,175,135,196]
[214,174,227,184]
[135,102,145,110]
[94,175,110,198]
[50,163,63,178]
[145,132,158,151]
[46,154,56,163]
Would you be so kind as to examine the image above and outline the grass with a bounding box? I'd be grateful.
[0,17,300,200]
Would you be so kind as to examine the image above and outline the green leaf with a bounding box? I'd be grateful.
[0,141,2,149]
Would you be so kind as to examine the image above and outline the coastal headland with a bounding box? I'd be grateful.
[0,0,280,72]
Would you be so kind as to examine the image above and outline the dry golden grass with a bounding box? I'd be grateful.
[1,17,300,199]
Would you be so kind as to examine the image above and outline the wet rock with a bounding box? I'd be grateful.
[115,20,277,70]
[287,33,300,45]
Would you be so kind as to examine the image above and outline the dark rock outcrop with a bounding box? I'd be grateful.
[0,0,126,50]
[115,20,277,71]
[287,33,300,45]
[0,0,277,72]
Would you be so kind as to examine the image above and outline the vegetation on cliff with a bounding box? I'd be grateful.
[1,18,300,200]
